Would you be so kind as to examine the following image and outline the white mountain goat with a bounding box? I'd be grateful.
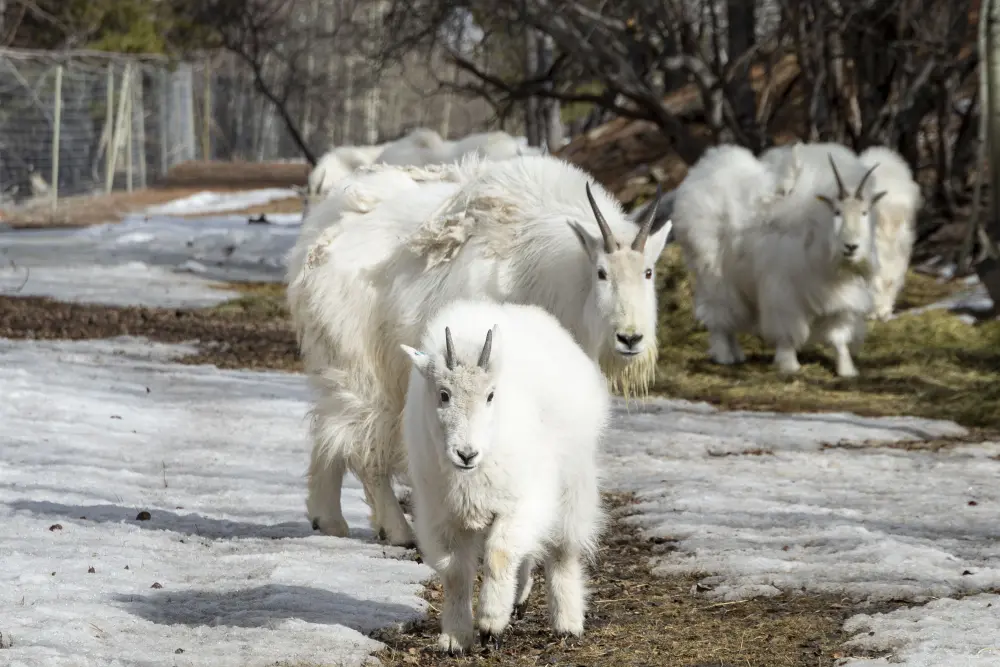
[372,127,447,166]
[742,152,885,376]
[400,299,607,654]
[670,144,800,365]
[376,130,542,167]
[858,146,922,320]
[302,145,386,213]
[286,154,671,545]
[674,143,886,375]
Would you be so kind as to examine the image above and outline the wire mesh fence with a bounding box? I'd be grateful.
[0,45,503,212]
[0,50,200,209]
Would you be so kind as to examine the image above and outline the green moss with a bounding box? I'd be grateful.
[652,246,1000,431]
[209,282,288,320]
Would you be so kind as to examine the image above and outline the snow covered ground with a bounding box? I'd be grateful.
[0,337,430,667]
[142,188,300,217]
[2,335,997,666]
[0,190,303,307]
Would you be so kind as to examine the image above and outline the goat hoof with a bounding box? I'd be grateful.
[479,630,503,651]
[311,518,320,531]
[377,528,387,542]
[514,602,528,620]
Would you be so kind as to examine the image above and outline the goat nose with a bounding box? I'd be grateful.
[457,449,477,465]
[616,332,644,349]
[844,243,858,253]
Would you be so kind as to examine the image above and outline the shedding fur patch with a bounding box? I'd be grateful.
[405,191,524,271]
[304,224,343,271]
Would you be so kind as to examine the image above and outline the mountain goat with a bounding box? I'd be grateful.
[674,142,886,375]
[858,146,922,320]
[740,152,885,376]
[287,154,671,545]
[400,299,607,654]
[302,145,386,213]
[376,130,542,167]
[670,144,799,364]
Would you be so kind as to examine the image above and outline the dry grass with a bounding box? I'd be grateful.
[374,493,882,667]
[652,247,1000,432]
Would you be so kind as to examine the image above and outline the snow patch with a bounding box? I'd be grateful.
[143,189,299,216]
[0,337,431,667]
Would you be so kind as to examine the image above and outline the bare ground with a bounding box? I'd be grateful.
[373,493,889,667]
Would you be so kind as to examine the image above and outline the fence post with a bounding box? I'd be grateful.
[134,66,147,189]
[108,61,133,193]
[51,64,63,211]
[202,61,212,160]
[105,63,115,193]
[126,65,134,193]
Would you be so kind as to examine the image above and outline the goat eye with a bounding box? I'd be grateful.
[486,391,494,404]
[597,268,608,280]
[644,269,653,279]
[439,390,450,405]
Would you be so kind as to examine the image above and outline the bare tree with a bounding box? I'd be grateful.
[171,0,376,165]
[979,0,1000,302]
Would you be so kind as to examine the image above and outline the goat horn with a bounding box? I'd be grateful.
[631,184,663,252]
[477,326,494,368]
[827,153,846,199]
[585,183,620,253]
[856,162,879,199]
[444,326,456,370]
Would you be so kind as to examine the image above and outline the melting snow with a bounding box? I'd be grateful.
[0,337,431,667]
[142,189,300,216]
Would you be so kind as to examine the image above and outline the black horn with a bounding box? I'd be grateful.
[585,183,620,253]
[477,326,494,368]
[444,326,456,370]
[631,185,663,252]
[855,162,879,199]
[827,153,847,199]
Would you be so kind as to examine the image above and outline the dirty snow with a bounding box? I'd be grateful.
[895,275,994,323]
[0,213,300,306]
[142,188,300,216]
[0,261,238,308]
[0,337,431,667]
[601,397,1000,667]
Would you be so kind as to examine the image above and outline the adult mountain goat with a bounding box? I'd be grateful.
[670,144,799,364]
[673,143,885,376]
[858,146,922,320]
[286,154,671,545]
[400,299,607,654]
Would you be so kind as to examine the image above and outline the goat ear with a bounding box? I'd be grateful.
[400,344,432,377]
[871,190,888,206]
[568,220,600,260]
[646,218,673,259]
[815,194,835,210]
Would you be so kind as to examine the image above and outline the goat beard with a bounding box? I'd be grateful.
[599,345,658,401]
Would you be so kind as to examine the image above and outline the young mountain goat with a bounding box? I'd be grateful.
[302,144,386,214]
[401,299,607,654]
[286,154,671,545]
[858,146,923,320]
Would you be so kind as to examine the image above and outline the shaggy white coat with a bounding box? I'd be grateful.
[674,141,879,375]
[858,145,923,320]
[401,299,607,654]
[303,144,387,213]
[669,144,797,364]
[286,154,671,545]
[375,129,543,167]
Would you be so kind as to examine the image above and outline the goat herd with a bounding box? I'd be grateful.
[284,132,922,654]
